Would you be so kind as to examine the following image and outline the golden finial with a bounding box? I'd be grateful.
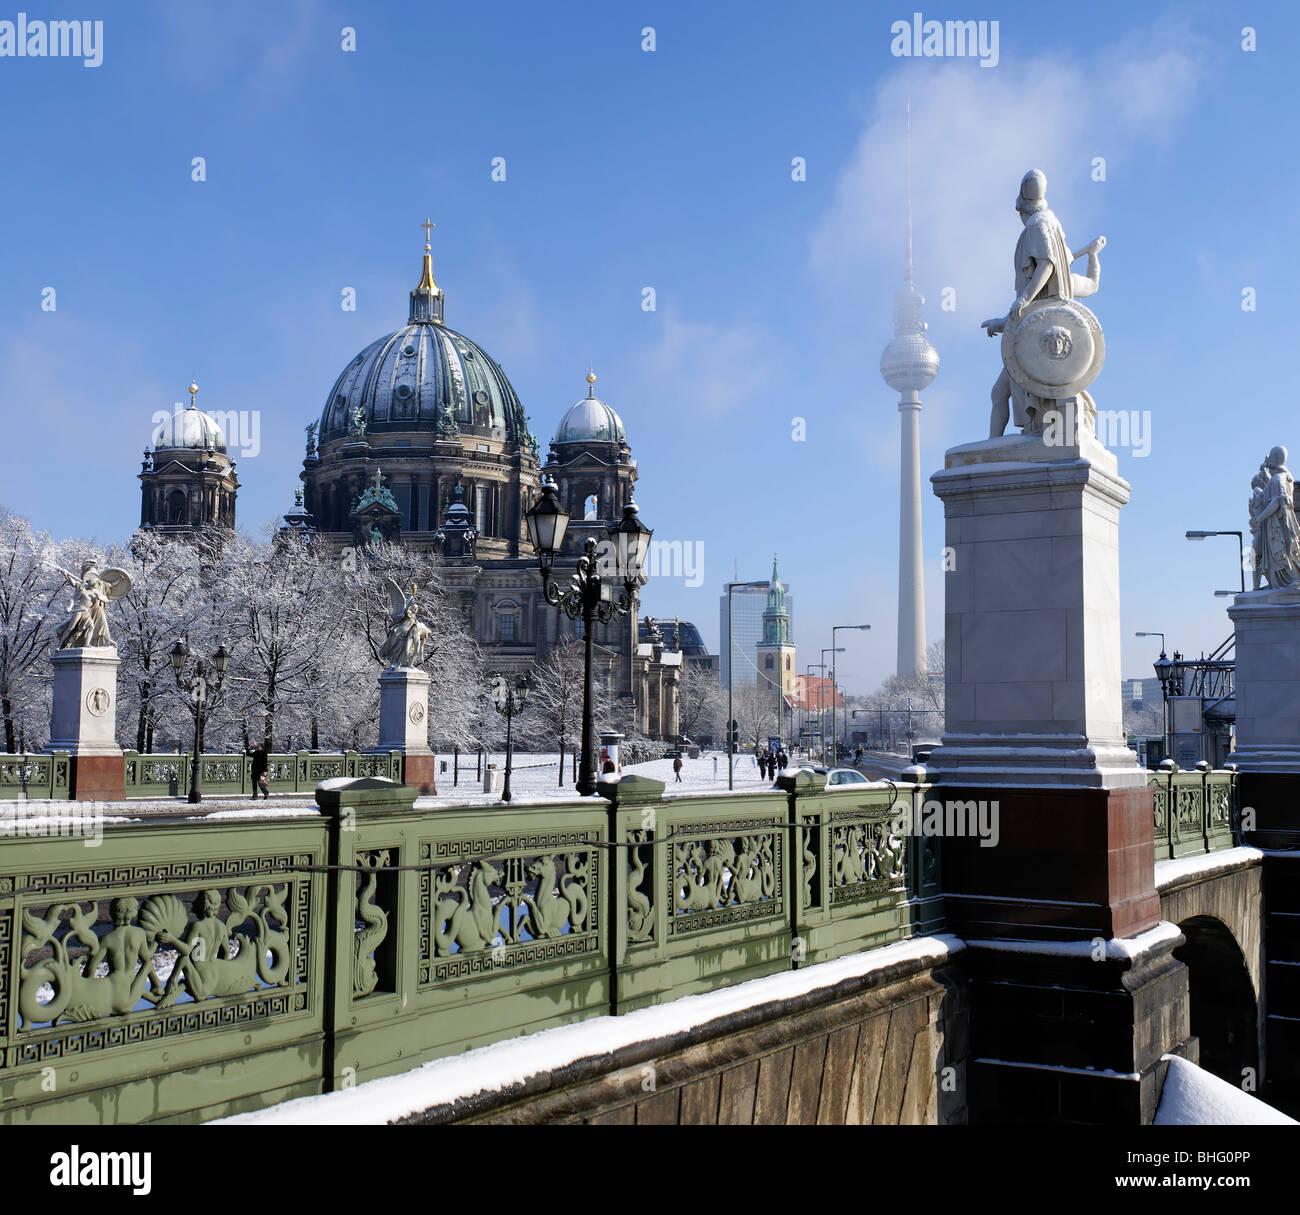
[586,367,597,397]
[188,378,199,408]
[421,217,435,252]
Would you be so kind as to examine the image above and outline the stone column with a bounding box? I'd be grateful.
[375,667,436,794]
[928,431,1188,1123]
[46,646,125,800]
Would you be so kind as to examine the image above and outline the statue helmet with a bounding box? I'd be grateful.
[1016,169,1049,214]
[1267,445,1289,469]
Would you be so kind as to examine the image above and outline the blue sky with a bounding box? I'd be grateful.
[0,0,1295,694]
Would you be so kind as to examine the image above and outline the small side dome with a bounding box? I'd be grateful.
[151,381,228,452]
[552,369,628,445]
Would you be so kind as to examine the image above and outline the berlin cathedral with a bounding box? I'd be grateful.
[137,228,682,739]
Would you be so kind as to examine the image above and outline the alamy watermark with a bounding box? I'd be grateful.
[152,403,261,458]
[892,798,1000,848]
[0,799,104,846]
[890,13,999,68]
[0,14,102,66]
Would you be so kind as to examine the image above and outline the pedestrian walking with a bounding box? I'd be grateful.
[249,740,270,800]
[777,749,788,771]
[673,754,683,783]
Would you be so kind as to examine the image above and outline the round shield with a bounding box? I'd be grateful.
[98,567,133,601]
[1001,298,1105,399]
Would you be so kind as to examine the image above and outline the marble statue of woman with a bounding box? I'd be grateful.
[54,560,132,649]
[378,578,432,668]
[1255,447,1300,589]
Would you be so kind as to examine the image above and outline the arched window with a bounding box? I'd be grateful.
[499,613,516,642]
[583,493,598,519]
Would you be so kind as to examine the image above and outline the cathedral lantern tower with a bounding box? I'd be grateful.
[138,380,239,537]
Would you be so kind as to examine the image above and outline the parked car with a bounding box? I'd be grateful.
[825,767,871,787]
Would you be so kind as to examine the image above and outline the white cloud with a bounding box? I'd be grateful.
[634,308,779,420]
[810,19,1208,325]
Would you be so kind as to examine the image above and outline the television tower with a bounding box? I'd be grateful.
[878,99,938,679]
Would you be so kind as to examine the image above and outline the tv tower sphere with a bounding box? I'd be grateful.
[880,284,940,394]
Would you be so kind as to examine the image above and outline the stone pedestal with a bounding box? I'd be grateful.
[927,433,1182,1122]
[1227,588,1300,778]
[1226,588,1300,1102]
[929,434,1144,791]
[375,667,436,794]
[46,647,125,800]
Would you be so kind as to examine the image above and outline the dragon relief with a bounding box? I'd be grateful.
[432,852,591,957]
[675,833,776,915]
[832,821,907,889]
[354,850,391,998]
[19,886,292,1027]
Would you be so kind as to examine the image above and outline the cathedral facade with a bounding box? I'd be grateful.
[154,232,676,737]
[137,236,680,738]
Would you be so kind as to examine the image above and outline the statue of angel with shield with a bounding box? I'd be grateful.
[54,560,132,649]
[378,578,432,668]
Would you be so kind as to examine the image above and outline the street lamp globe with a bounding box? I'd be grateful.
[212,643,231,676]
[524,477,570,570]
[169,638,187,674]
[610,498,652,586]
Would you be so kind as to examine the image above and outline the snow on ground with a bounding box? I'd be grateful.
[212,933,964,1125]
[414,750,778,808]
[1155,1055,1296,1125]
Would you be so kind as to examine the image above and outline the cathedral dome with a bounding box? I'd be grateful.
[152,382,227,453]
[317,246,528,445]
[553,371,627,445]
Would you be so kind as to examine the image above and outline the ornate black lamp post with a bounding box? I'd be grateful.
[169,638,231,805]
[491,674,530,803]
[525,477,651,796]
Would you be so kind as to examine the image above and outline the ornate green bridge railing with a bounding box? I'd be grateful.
[0,769,941,1123]
[1148,764,1237,861]
[0,750,404,800]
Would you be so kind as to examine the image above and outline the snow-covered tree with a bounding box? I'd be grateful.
[0,511,63,752]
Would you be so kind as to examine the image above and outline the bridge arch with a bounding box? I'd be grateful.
[1158,855,1264,1088]
[1172,915,1259,1086]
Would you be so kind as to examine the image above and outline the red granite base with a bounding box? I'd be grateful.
[401,752,438,795]
[935,783,1159,941]
[70,754,125,802]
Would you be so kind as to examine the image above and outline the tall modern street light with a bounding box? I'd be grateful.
[1186,530,1246,593]
[526,476,651,796]
[725,580,768,789]
[831,624,870,765]
[821,647,843,763]
[169,637,231,805]
[806,662,825,757]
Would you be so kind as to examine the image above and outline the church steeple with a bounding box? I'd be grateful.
[409,217,445,324]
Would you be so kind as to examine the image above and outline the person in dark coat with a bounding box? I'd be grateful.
[672,754,683,782]
[249,742,270,800]
[777,749,788,771]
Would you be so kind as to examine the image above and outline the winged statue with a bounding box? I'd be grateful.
[54,560,132,650]
[378,578,432,669]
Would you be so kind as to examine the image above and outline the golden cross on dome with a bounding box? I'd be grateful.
[421,217,435,250]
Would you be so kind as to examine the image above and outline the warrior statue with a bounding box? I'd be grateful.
[1250,447,1300,590]
[53,560,132,649]
[379,578,432,668]
[982,170,1107,438]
